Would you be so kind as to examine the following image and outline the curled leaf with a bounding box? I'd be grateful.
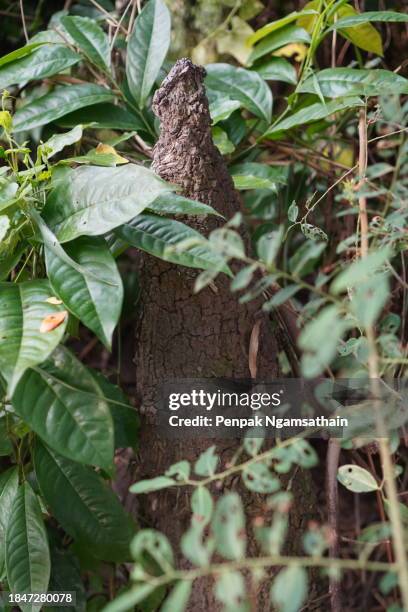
[95,143,128,164]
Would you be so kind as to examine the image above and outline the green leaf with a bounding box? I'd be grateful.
[213,493,246,560]
[248,10,317,44]
[12,346,114,472]
[252,57,297,84]
[45,236,123,348]
[6,483,51,612]
[48,544,86,612]
[263,284,300,310]
[40,125,83,159]
[0,467,18,578]
[337,464,379,493]
[34,441,134,561]
[248,25,311,64]
[257,225,284,266]
[243,463,280,493]
[130,476,175,494]
[116,214,230,275]
[0,215,10,242]
[191,486,213,527]
[265,97,363,136]
[0,42,46,68]
[161,581,192,612]
[0,280,67,394]
[298,68,408,98]
[209,98,241,124]
[102,585,156,612]
[130,529,173,568]
[126,0,171,108]
[0,418,13,456]
[149,192,221,217]
[270,565,308,612]
[329,10,408,29]
[165,460,190,482]
[205,63,272,122]
[212,126,235,154]
[333,5,383,56]
[43,164,173,243]
[88,370,139,451]
[194,445,219,476]
[13,84,115,132]
[0,44,80,91]
[288,201,298,222]
[180,524,211,567]
[230,162,288,187]
[215,571,246,609]
[350,273,389,327]
[61,16,111,70]
[331,247,391,293]
[57,103,146,132]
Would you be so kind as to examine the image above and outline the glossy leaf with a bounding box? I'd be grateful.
[265,96,363,136]
[61,15,111,70]
[34,441,135,561]
[209,98,241,123]
[6,483,51,612]
[57,103,146,132]
[205,63,272,122]
[117,214,230,274]
[252,57,297,84]
[126,0,171,108]
[337,464,379,493]
[0,280,67,394]
[45,236,123,347]
[44,126,83,162]
[0,467,18,578]
[0,42,45,68]
[248,25,310,64]
[148,192,221,217]
[0,44,80,91]
[13,84,115,131]
[298,68,408,98]
[43,164,173,243]
[12,346,114,471]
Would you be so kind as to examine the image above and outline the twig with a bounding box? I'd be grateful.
[327,439,341,612]
[19,0,29,43]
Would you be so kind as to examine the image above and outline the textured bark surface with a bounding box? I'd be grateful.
[117,59,317,611]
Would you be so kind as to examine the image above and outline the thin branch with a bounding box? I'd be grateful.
[19,0,29,43]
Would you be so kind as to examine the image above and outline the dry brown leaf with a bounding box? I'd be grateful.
[40,311,68,333]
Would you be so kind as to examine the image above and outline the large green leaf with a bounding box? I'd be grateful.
[0,467,18,579]
[48,544,86,612]
[116,214,230,274]
[0,280,67,394]
[299,68,408,98]
[264,96,363,136]
[45,236,123,348]
[248,25,311,64]
[12,346,114,471]
[329,10,408,29]
[126,0,171,108]
[252,57,297,84]
[43,164,173,243]
[205,63,272,122]
[5,483,50,612]
[0,44,80,91]
[333,5,383,55]
[34,441,135,561]
[57,103,146,132]
[61,16,111,70]
[248,9,316,44]
[13,84,115,131]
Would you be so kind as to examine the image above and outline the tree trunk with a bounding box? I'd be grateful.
[117,59,317,610]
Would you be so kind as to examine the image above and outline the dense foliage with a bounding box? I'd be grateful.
[0,0,407,610]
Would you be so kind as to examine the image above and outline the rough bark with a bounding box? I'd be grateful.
[117,59,317,611]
